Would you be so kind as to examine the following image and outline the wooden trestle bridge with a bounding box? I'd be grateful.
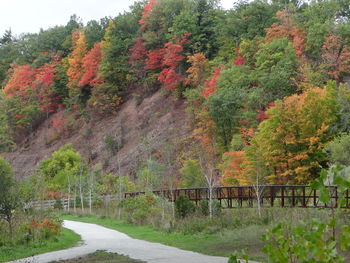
[124,185,350,209]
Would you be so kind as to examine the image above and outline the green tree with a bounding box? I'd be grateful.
[0,157,19,238]
[180,159,205,188]
[205,65,253,151]
[39,144,86,193]
[325,133,350,166]
[99,12,139,92]
[255,38,298,103]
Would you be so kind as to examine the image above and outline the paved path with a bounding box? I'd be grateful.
[8,220,253,263]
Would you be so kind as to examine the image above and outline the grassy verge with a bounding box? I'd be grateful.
[61,214,266,261]
[49,250,145,263]
[0,227,81,263]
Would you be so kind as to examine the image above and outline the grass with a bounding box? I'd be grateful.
[0,227,81,263]
[49,250,145,263]
[61,214,266,261]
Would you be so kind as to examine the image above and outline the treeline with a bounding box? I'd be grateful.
[1,0,350,185]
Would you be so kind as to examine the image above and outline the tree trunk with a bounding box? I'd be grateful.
[208,186,213,219]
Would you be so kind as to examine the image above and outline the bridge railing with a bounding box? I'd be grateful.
[25,185,350,210]
[125,185,350,209]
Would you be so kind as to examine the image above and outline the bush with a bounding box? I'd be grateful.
[119,193,162,225]
[199,200,209,216]
[104,135,121,155]
[262,219,350,263]
[175,195,195,219]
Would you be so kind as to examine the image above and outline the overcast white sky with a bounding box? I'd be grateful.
[0,0,235,36]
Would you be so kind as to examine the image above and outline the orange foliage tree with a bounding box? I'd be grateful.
[186,52,208,87]
[265,9,306,56]
[67,30,87,99]
[221,151,249,186]
[253,83,338,184]
[3,65,37,97]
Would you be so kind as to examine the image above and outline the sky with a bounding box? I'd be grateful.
[0,0,235,36]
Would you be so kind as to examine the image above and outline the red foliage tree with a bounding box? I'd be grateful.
[157,34,190,90]
[202,66,222,98]
[322,34,350,82]
[233,46,245,65]
[78,42,102,87]
[3,65,37,97]
[33,61,63,115]
[256,103,275,122]
[145,48,165,70]
[158,67,182,91]
[139,0,157,30]
[129,37,147,74]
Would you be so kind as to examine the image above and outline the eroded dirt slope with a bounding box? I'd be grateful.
[3,89,192,179]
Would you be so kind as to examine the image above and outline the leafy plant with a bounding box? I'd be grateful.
[175,194,195,219]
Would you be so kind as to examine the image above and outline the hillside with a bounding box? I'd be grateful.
[3,88,191,180]
[1,0,350,188]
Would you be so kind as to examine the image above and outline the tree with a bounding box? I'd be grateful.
[158,34,190,91]
[0,157,19,238]
[254,83,338,184]
[129,37,147,75]
[199,146,220,219]
[136,159,165,192]
[322,34,350,82]
[265,9,306,56]
[205,65,252,151]
[180,159,205,188]
[325,133,350,167]
[67,30,87,102]
[221,151,248,186]
[99,13,139,91]
[255,38,298,103]
[145,48,165,70]
[201,66,222,98]
[39,144,87,211]
[78,42,102,87]
[186,52,208,87]
[3,64,37,97]
[223,0,278,41]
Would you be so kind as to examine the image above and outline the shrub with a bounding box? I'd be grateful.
[175,195,195,219]
[199,200,209,216]
[119,193,162,225]
[104,135,121,155]
[262,219,350,263]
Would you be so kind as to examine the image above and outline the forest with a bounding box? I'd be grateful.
[1,0,350,187]
[1,0,350,261]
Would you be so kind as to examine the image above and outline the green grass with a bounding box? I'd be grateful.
[61,214,266,261]
[0,227,81,263]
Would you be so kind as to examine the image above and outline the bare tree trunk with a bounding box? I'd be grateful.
[208,185,213,219]
[117,156,122,220]
[89,178,92,215]
[68,181,71,212]
[254,159,265,218]
[74,173,77,213]
[171,190,175,219]
[79,165,84,213]
[199,155,217,220]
